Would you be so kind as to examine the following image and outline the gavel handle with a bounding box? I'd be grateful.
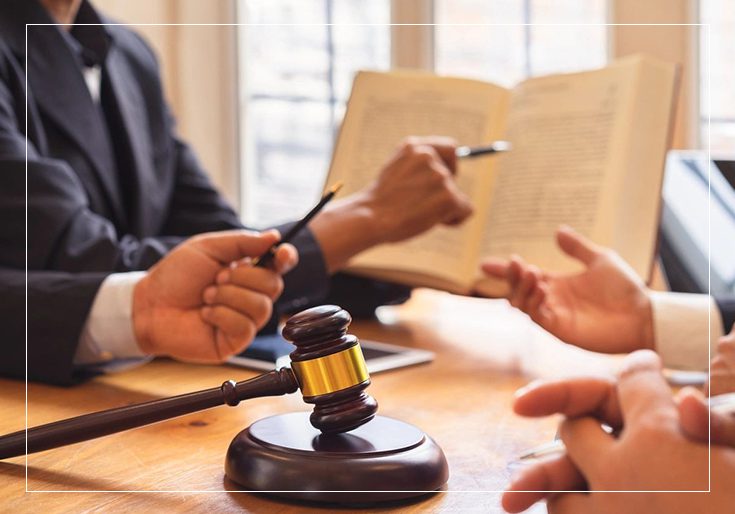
[0,368,298,460]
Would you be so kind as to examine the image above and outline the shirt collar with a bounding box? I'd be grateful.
[58,1,112,67]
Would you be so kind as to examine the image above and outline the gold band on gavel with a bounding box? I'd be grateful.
[291,345,370,397]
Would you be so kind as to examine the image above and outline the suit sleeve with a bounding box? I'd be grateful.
[0,267,108,385]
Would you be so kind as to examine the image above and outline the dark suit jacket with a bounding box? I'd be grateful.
[0,0,407,385]
[717,296,735,335]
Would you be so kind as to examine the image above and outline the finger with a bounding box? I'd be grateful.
[401,136,458,174]
[408,144,448,176]
[271,243,298,275]
[546,493,591,514]
[676,387,709,443]
[419,160,473,224]
[707,367,735,397]
[559,417,614,478]
[526,283,547,321]
[616,350,678,429]
[441,191,474,225]
[507,256,525,301]
[710,404,735,446]
[218,265,284,299]
[555,225,601,267]
[443,200,474,225]
[513,377,622,427]
[201,306,257,355]
[424,136,458,174]
[481,258,511,279]
[678,388,735,446]
[502,455,585,513]
[512,266,540,312]
[438,179,474,225]
[536,284,556,324]
[214,330,252,362]
[191,229,281,265]
[203,285,273,328]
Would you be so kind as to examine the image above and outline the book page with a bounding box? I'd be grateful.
[327,71,509,287]
[478,56,675,280]
[607,57,678,280]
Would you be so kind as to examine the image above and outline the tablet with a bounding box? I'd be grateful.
[227,333,434,374]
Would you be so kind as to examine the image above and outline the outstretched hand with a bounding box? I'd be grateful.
[481,225,654,354]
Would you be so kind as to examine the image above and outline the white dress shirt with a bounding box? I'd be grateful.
[74,272,151,368]
[651,292,724,370]
[71,61,150,369]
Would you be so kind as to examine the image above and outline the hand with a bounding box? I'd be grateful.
[503,351,735,514]
[133,230,297,363]
[677,324,735,446]
[361,136,474,241]
[310,136,474,271]
[481,225,654,354]
[705,325,735,396]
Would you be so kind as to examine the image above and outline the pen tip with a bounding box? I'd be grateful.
[494,141,512,152]
[329,181,344,195]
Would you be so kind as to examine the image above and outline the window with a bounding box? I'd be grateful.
[700,0,735,152]
[238,1,390,227]
[435,0,608,86]
[238,0,607,227]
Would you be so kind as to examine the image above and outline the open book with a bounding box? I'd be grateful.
[325,55,679,295]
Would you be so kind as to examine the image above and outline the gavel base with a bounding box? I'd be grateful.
[225,411,448,504]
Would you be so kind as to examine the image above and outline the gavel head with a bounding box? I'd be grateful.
[282,305,378,434]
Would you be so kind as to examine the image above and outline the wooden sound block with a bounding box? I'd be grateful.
[225,412,449,503]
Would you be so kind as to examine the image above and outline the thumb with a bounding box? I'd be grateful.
[191,229,280,264]
[677,387,735,446]
[677,387,710,442]
[556,225,601,266]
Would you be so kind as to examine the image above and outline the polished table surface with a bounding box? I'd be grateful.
[0,289,621,513]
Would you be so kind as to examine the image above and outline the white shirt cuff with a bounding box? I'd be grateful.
[75,272,149,367]
[651,292,724,371]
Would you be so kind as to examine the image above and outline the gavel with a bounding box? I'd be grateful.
[0,305,378,460]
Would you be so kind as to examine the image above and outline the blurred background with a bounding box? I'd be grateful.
[93,0,733,295]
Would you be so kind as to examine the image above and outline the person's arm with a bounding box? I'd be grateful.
[2,232,296,385]
[0,268,108,385]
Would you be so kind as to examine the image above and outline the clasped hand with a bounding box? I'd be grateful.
[132,229,297,363]
[503,350,735,514]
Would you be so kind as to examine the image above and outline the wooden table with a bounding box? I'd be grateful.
[0,290,621,513]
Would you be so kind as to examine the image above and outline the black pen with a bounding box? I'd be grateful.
[253,181,344,268]
[455,140,512,158]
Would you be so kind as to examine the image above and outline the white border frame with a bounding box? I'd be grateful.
[23,21,712,497]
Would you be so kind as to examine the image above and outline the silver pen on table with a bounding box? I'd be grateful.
[517,392,735,461]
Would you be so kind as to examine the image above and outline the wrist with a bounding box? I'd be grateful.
[309,191,383,272]
[132,275,154,355]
